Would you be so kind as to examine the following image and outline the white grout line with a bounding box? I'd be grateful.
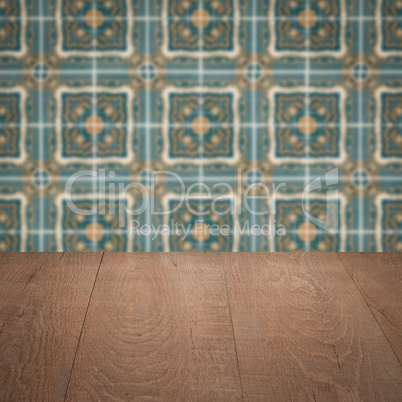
[358,0,364,251]
[197,0,205,252]
[1,174,402,182]
[251,0,258,252]
[144,0,151,252]
[38,0,45,251]
[1,229,402,235]
[0,122,400,129]
[2,15,402,21]
[2,174,402,182]
[91,0,98,252]
[304,0,311,252]
[1,68,402,76]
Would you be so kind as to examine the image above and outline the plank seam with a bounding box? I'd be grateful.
[223,265,245,401]
[21,252,50,291]
[336,253,402,367]
[63,252,105,401]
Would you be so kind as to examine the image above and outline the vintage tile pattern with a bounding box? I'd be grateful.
[164,88,239,161]
[0,90,26,160]
[272,0,344,54]
[0,0,26,55]
[274,198,342,252]
[269,88,344,159]
[165,0,238,56]
[59,198,130,251]
[57,89,132,159]
[0,0,402,251]
[59,0,132,55]
[167,198,235,251]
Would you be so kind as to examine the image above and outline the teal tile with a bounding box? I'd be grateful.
[0,0,401,251]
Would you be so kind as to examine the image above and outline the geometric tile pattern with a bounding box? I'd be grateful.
[271,0,344,55]
[0,0,401,251]
[164,88,238,161]
[269,88,344,159]
[57,89,132,159]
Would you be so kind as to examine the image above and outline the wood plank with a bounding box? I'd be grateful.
[66,252,242,401]
[338,252,402,364]
[0,253,49,285]
[0,252,103,401]
[0,253,50,329]
[224,252,402,401]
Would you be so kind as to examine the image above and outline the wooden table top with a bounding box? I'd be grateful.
[0,252,401,400]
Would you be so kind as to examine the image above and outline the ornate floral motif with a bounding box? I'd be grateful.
[380,0,402,52]
[343,162,379,196]
[378,90,402,159]
[131,56,165,89]
[275,199,341,252]
[59,0,131,54]
[0,91,24,160]
[0,0,24,54]
[57,89,132,160]
[380,199,402,251]
[23,162,59,195]
[165,0,238,55]
[343,55,378,89]
[272,0,343,54]
[60,199,128,251]
[237,55,271,89]
[270,89,343,159]
[24,56,59,88]
[164,89,238,161]
[167,198,234,251]
[0,198,23,252]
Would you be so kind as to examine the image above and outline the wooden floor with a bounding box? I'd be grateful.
[0,253,401,401]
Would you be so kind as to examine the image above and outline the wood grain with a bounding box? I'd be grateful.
[224,252,402,401]
[0,252,103,401]
[1,252,401,401]
[0,253,50,330]
[65,252,242,401]
[338,252,402,364]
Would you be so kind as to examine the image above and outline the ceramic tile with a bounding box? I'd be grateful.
[0,0,401,251]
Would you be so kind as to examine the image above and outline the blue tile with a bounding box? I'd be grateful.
[0,0,401,251]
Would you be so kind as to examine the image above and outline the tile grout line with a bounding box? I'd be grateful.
[358,0,364,251]
[251,0,258,252]
[197,0,204,252]
[3,229,402,235]
[91,0,98,253]
[222,259,244,401]
[4,15,402,21]
[336,253,402,367]
[304,0,311,252]
[2,68,402,75]
[1,174,402,182]
[3,122,402,128]
[38,0,44,251]
[63,251,105,401]
[145,0,151,252]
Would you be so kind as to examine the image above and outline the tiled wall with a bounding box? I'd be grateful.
[0,0,402,251]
